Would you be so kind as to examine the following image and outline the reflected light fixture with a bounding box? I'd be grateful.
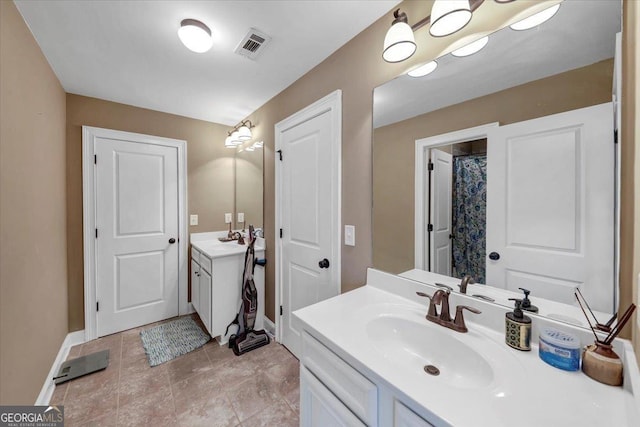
[178,19,213,53]
[224,135,236,148]
[510,4,561,31]
[451,35,489,57]
[407,60,438,78]
[382,9,417,63]
[430,0,472,37]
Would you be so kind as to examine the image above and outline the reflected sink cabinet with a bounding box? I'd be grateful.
[300,331,434,427]
[190,241,265,343]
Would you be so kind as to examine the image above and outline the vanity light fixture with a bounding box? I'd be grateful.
[178,19,213,53]
[407,60,438,78]
[382,0,487,63]
[451,35,489,57]
[224,120,255,148]
[510,3,561,31]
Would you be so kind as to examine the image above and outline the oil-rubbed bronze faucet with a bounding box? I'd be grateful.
[458,275,474,294]
[416,290,481,333]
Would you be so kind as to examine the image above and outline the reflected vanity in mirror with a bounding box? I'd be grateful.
[372,0,621,328]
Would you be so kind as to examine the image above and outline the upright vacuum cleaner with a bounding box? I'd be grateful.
[225,225,270,356]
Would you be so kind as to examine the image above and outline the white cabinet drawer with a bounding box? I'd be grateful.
[301,366,366,427]
[191,247,201,264]
[302,332,377,426]
[393,401,434,427]
[200,253,212,274]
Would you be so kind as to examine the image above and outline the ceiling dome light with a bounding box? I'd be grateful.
[237,125,252,141]
[451,36,489,57]
[430,0,472,37]
[510,4,560,31]
[178,19,213,53]
[383,9,417,63]
[407,61,438,78]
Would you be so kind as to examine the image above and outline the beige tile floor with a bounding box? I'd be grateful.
[50,315,299,427]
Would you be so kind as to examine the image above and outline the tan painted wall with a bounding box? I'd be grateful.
[0,1,68,404]
[373,59,614,274]
[239,0,561,320]
[66,95,235,330]
[622,0,639,358]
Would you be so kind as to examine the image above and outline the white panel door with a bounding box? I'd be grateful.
[96,137,179,336]
[429,149,453,276]
[486,103,614,312]
[279,108,339,358]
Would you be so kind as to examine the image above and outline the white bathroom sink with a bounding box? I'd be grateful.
[366,315,494,389]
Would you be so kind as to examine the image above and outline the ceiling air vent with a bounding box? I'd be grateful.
[234,28,271,60]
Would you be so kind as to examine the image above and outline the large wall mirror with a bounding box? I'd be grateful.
[372,0,621,328]
[235,146,263,230]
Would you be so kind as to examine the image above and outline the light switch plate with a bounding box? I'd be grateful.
[237,212,245,223]
[189,214,198,226]
[345,225,355,246]
[225,213,233,224]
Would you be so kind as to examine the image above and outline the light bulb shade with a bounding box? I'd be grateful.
[510,4,560,31]
[225,136,236,148]
[245,145,255,152]
[178,19,213,53]
[253,141,264,148]
[237,125,252,141]
[430,0,472,37]
[407,60,438,78]
[382,21,416,63]
[451,36,489,57]
[231,131,242,145]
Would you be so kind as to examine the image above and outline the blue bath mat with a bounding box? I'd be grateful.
[140,317,210,366]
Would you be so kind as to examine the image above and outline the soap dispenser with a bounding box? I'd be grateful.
[505,298,531,351]
[518,287,539,313]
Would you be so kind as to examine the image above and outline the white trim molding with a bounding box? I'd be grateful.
[36,330,86,405]
[82,126,188,341]
[274,90,342,343]
[414,123,499,270]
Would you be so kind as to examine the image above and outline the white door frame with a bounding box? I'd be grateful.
[82,126,189,341]
[274,90,342,342]
[414,123,499,270]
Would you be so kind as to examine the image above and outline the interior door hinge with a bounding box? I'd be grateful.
[277,150,283,161]
[96,301,99,312]
[95,228,98,238]
[427,224,434,232]
[94,154,97,164]
[614,129,618,144]
[428,161,434,171]
[279,228,283,238]
[280,305,283,316]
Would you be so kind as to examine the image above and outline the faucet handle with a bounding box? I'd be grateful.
[416,292,438,318]
[453,305,482,333]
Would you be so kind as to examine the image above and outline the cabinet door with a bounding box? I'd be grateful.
[190,259,200,315]
[199,269,212,335]
[300,366,366,427]
[394,401,434,427]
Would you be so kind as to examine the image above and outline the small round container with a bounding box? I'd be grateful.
[538,327,581,371]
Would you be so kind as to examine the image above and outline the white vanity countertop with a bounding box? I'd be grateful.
[294,278,639,426]
[190,231,265,259]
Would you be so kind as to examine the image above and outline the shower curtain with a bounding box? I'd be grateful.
[452,154,487,284]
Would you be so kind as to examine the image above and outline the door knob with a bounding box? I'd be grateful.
[488,252,500,261]
[169,238,176,244]
[319,258,330,269]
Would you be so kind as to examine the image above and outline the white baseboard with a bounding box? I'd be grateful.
[36,330,86,405]
[263,317,276,338]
